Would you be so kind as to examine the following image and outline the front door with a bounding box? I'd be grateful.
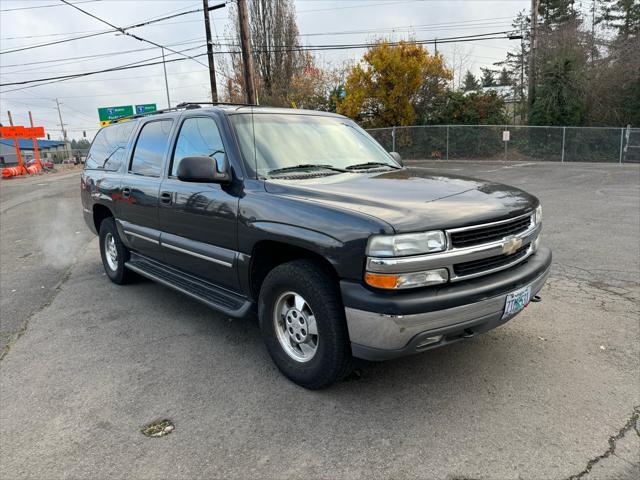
[158,115,240,290]
[117,119,174,259]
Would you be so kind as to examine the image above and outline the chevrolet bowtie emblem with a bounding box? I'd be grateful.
[502,236,523,255]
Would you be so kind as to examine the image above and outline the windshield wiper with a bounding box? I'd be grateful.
[345,161,399,170]
[268,164,347,175]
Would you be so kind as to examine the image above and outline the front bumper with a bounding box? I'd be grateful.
[341,247,552,361]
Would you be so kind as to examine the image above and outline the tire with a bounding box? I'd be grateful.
[258,259,353,389]
[99,217,133,285]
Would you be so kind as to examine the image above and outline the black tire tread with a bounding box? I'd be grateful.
[99,217,133,285]
[259,259,353,389]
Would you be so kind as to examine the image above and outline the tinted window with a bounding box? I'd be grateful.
[130,120,173,177]
[171,117,225,177]
[85,122,135,171]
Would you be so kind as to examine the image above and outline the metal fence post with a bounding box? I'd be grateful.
[561,127,566,163]
[446,125,449,161]
[619,128,624,164]
[392,126,396,152]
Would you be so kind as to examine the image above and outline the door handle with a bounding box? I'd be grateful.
[160,191,173,204]
[121,187,131,198]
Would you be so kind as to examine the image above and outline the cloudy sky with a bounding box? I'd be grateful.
[0,0,538,140]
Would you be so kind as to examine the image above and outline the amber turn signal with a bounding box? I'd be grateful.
[365,272,399,289]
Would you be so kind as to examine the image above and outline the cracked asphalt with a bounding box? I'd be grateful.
[1,161,638,479]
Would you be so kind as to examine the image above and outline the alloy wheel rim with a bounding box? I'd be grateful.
[104,233,118,271]
[273,291,318,363]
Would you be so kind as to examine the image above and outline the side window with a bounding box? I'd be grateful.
[85,122,135,171]
[171,117,225,177]
[130,120,173,177]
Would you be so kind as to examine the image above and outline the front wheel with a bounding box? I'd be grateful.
[258,259,353,389]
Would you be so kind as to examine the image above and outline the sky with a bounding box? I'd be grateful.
[0,0,539,141]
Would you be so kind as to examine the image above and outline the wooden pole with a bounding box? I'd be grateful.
[527,0,539,110]
[237,0,256,104]
[203,0,218,102]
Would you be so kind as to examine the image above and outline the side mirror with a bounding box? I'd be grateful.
[390,151,403,166]
[177,156,231,184]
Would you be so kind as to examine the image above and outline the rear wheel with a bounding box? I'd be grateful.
[99,217,133,284]
[258,259,353,389]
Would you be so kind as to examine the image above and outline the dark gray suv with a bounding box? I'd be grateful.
[81,103,551,389]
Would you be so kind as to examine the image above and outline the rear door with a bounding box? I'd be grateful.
[117,118,175,259]
[158,114,240,290]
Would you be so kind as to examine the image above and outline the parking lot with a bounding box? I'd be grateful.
[1,161,638,479]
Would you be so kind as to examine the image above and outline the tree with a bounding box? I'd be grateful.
[494,11,530,122]
[287,58,348,112]
[530,12,589,126]
[337,41,452,128]
[462,70,480,91]
[597,0,640,38]
[480,68,496,87]
[434,91,509,125]
[498,67,511,86]
[225,0,306,106]
[539,0,579,27]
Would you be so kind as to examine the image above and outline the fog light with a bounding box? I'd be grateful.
[365,268,448,289]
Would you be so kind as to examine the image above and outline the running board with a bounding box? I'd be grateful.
[126,253,253,318]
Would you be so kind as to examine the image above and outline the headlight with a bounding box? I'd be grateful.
[365,268,449,289]
[534,205,542,226]
[366,231,446,257]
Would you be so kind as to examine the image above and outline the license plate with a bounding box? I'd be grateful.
[502,285,532,319]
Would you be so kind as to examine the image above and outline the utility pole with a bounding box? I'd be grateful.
[203,0,218,102]
[520,34,525,123]
[161,47,171,108]
[55,98,71,162]
[527,0,539,110]
[237,0,256,104]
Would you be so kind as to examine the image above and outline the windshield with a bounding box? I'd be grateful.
[230,113,398,178]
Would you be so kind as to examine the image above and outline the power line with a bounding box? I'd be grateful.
[0,45,207,87]
[0,47,208,94]
[1,30,521,93]
[59,0,212,69]
[1,38,206,74]
[0,0,99,13]
[0,1,221,55]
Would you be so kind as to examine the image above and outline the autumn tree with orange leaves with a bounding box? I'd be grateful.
[337,41,452,128]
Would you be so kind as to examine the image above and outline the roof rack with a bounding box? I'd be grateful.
[177,101,258,108]
[111,101,257,123]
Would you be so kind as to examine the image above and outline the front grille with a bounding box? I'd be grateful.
[450,215,532,248]
[453,244,530,277]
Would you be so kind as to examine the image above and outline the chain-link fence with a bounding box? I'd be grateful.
[367,125,640,163]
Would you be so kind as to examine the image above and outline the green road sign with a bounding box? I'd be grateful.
[98,105,133,122]
[135,104,157,115]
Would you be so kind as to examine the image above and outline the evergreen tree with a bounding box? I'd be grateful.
[529,23,588,126]
[462,70,480,91]
[480,68,496,87]
[539,0,579,27]
[498,67,511,86]
[494,11,530,121]
[597,0,640,38]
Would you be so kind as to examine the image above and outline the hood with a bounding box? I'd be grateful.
[264,167,538,232]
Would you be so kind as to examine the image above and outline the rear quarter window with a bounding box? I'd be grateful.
[85,122,136,171]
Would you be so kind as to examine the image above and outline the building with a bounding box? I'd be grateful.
[0,139,67,166]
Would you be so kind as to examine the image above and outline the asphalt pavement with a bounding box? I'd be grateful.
[0,162,638,479]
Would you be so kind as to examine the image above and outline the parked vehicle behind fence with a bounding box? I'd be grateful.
[81,103,551,389]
